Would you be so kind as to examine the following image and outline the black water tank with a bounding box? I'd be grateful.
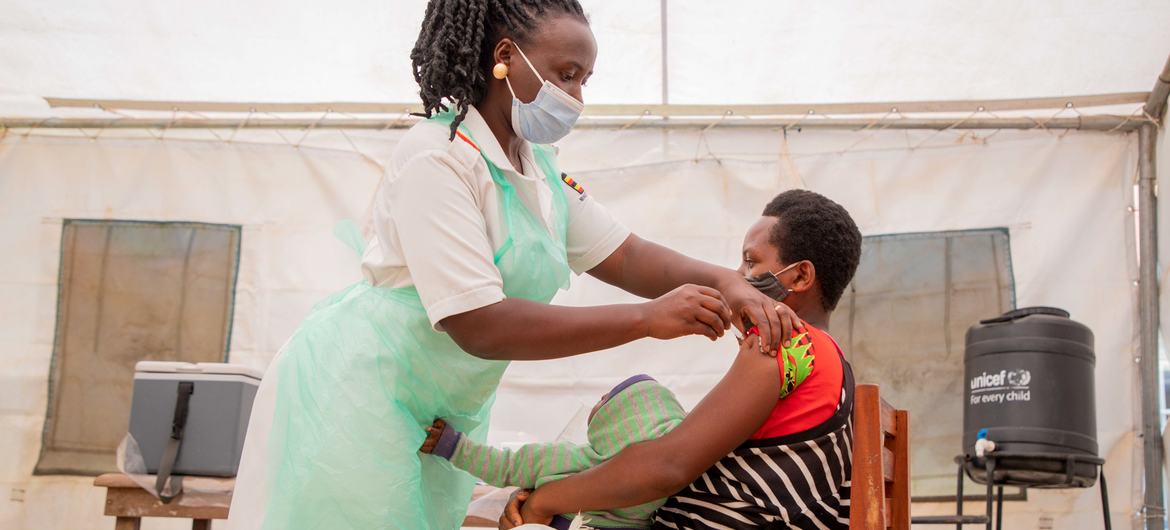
[962,307,1098,487]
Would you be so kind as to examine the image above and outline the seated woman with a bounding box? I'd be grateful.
[504,189,864,529]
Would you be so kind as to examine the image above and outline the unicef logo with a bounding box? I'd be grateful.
[1006,369,1032,387]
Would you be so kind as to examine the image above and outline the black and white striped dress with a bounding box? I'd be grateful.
[653,358,855,530]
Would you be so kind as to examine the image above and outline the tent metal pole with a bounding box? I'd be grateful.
[43,93,1151,115]
[576,116,1148,131]
[0,115,1152,132]
[1138,122,1165,530]
[660,0,669,106]
[1143,53,1170,123]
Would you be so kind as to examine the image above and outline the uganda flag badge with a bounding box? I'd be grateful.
[561,173,587,201]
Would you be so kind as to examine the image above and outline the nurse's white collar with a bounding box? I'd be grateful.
[461,105,541,181]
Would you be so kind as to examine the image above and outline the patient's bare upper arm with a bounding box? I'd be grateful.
[649,335,781,483]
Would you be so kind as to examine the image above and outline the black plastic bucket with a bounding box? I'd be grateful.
[962,307,1098,487]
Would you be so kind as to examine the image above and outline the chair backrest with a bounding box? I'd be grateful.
[849,384,910,530]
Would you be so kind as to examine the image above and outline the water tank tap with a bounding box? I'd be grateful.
[975,429,997,457]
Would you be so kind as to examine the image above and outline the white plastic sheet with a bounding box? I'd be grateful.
[0,126,1145,529]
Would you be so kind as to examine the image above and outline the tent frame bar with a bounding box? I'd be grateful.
[0,92,1149,132]
[1144,54,1170,122]
[0,115,1153,132]
[41,92,1149,116]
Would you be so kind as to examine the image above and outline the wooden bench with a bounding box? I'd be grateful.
[850,383,911,530]
[94,473,230,530]
[94,473,499,529]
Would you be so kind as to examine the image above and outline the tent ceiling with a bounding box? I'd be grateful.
[1,0,1168,109]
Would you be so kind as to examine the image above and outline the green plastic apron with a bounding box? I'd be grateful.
[258,113,571,529]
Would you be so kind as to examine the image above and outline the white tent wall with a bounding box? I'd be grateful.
[3,1,1170,107]
[0,0,663,106]
[665,1,1170,104]
[0,124,1146,528]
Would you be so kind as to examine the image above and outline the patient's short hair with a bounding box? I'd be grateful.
[762,190,862,311]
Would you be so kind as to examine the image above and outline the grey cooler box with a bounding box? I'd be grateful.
[128,361,262,477]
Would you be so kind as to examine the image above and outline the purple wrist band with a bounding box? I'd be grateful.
[432,424,461,460]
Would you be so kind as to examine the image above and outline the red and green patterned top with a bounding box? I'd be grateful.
[747,323,847,439]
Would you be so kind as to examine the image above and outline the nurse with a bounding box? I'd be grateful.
[227,1,797,528]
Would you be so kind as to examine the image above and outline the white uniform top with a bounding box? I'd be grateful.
[360,106,630,329]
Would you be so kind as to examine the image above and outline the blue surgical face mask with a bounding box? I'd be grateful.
[505,43,585,144]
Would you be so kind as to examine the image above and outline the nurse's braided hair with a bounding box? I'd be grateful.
[410,0,587,139]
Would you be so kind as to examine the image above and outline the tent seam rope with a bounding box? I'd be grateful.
[228,110,255,142]
[296,111,331,148]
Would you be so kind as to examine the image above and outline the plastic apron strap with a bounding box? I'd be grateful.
[333,219,367,258]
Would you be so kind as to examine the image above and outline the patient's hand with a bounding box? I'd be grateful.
[498,489,531,529]
[419,419,446,454]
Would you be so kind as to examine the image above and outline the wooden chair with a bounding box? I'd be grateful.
[850,383,911,530]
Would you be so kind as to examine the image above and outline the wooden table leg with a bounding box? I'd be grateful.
[193,519,212,530]
[114,516,141,530]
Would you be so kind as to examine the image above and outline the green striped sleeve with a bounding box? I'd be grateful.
[450,438,581,489]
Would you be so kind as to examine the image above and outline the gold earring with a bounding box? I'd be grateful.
[492,62,508,80]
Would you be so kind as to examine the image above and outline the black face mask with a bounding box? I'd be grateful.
[745,262,800,301]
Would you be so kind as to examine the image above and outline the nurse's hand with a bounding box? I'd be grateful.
[720,278,797,354]
[641,284,732,341]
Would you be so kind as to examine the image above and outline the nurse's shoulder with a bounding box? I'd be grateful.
[386,117,483,187]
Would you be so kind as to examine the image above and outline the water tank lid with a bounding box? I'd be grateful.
[979,307,1070,325]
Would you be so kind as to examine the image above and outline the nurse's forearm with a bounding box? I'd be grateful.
[592,235,799,351]
[590,234,740,299]
[441,299,649,361]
